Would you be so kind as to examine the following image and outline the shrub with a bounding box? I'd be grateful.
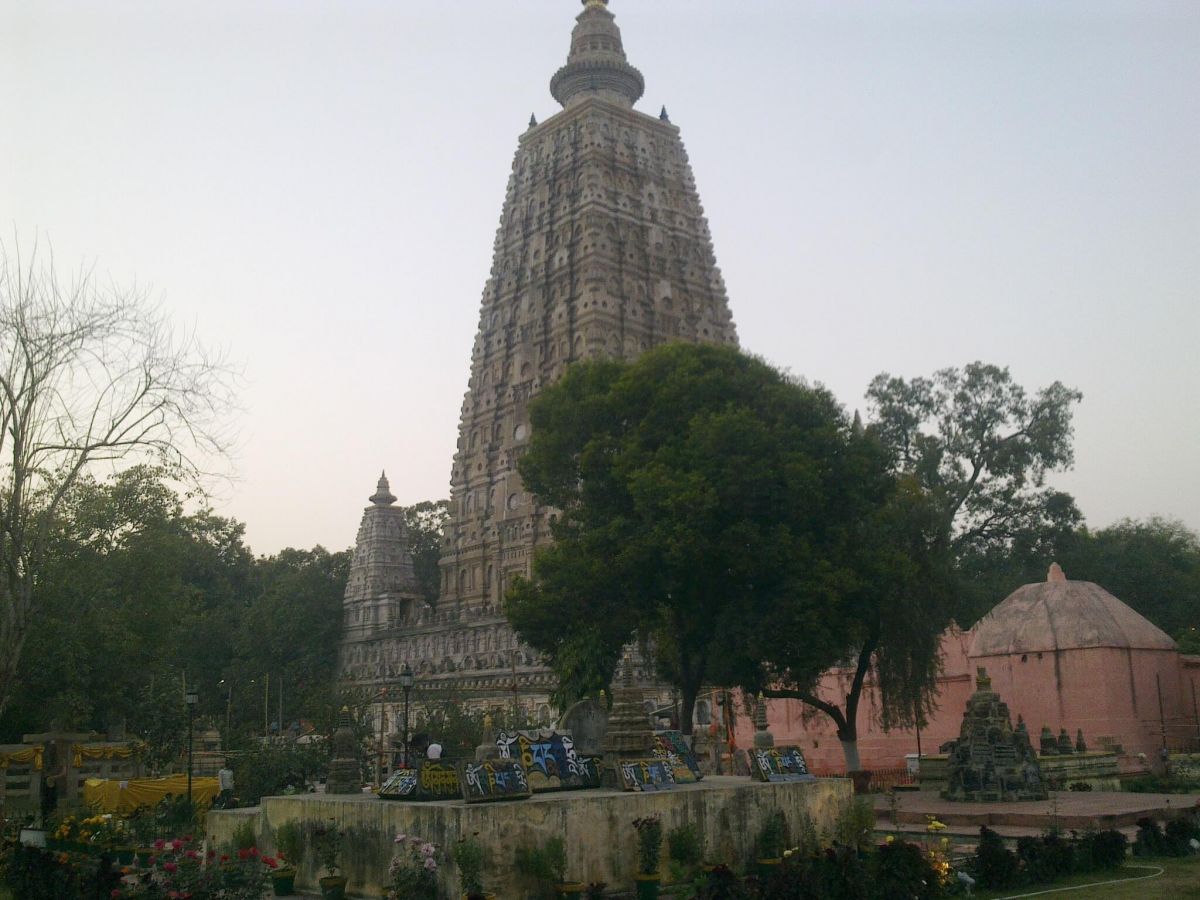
[231,743,328,806]
[453,835,486,895]
[1077,829,1127,870]
[668,822,703,866]
[1164,816,1199,857]
[1133,818,1166,857]
[390,834,441,900]
[834,798,876,854]
[819,845,871,900]
[868,839,939,900]
[756,810,789,861]
[514,836,566,898]
[231,819,257,852]
[273,820,303,869]
[312,819,343,877]
[792,810,821,858]
[973,826,1019,889]
[694,863,753,899]
[1016,832,1074,885]
[632,815,663,875]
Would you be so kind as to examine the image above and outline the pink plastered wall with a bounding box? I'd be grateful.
[730,630,1194,773]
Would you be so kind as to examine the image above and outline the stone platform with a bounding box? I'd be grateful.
[875,789,1200,833]
[206,776,850,897]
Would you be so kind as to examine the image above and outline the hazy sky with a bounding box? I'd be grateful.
[4,0,1198,556]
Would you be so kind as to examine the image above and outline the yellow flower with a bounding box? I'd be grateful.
[885,835,895,844]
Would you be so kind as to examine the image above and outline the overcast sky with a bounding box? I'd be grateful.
[4,0,1197,556]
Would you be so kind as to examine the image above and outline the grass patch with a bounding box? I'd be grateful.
[971,855,1200,899]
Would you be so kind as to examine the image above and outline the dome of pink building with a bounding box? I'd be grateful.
[969,562,1178,656]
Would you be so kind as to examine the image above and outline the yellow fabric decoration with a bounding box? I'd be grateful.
[0,746,44,770]
[83,775,220,815]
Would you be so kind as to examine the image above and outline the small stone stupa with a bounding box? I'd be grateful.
[752,692,775,750]
[325,707,364,795]
[942,668,1047,802]
[601,652,654,764]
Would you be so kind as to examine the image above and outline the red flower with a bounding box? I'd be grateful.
[183,835,193,843]
[220,854,229,863]
[237,848,249,860]
[163,861,177,873]
[185,850,198,860]
[153,839,166,850]
[171,839,184,851]
[249,847,259,857]
[148,856,158,866]
[264,856,278,869]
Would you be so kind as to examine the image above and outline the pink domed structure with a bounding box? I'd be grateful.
[736,565,1200,773]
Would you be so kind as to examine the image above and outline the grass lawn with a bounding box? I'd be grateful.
[971,856,1200,899]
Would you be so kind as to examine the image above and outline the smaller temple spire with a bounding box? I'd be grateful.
[528,113,538,129]
[1047,562,1067,582]
[659,105,670,122]
[370,471,397,506]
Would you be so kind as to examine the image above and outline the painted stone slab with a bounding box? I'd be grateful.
[459,758,532,803]
[654,730,702,783]
[494,730,601,792]
[379,761,463,801]
[749,746,816,783]
[378,768,418,799]
[616,758,678,792]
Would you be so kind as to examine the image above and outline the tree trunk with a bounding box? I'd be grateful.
[839,737,862,773]
[679,681,698,736]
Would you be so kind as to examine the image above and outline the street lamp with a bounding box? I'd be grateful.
[185,689,199,809]
[374,688,390,790]
[399,664,415,768]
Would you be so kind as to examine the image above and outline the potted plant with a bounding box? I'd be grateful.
[548,834,586,900]
[390,833,441,900]
[314,819,346,899]
[755,810,788,879]
[271,821,303,896]
[454,834,492,900]
[632,815,663,899]
[515,836,584,899]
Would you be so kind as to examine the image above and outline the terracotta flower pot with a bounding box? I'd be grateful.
[634,873,661,900]
[319,874,347,900]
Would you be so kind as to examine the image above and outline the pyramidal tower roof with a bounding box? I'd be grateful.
[550,0,645,108]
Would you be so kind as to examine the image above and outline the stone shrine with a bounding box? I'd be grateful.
[339,0,739,716]
[942,668,1047,802]
[325,708,364,795]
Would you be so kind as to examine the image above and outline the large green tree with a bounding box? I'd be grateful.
[506,343,894,734]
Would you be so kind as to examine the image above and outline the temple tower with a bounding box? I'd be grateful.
[343,1,738,714]
[433,0,737,700]
[339,473,422,677]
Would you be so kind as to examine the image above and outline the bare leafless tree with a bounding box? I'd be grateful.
[0,239,237,717]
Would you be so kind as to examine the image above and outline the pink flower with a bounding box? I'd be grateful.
[163,862,177,873]
[185,850,198,860]
[423,857,437,871]
[420,843,435,858]
[171,839,183,851]
[153,840,165,851]
[393,833,406,844]
[249,847,259,857]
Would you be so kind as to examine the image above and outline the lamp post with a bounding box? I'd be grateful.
[185,689,198,809]
[374,688,389,789]
[399,664,415,768]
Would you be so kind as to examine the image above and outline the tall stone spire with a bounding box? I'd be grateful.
[345,1,738,709]
[550,0,645,108]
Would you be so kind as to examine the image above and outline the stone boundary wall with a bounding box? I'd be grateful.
[206,776,850,896]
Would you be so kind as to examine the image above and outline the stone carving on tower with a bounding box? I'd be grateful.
[341,0,738,713]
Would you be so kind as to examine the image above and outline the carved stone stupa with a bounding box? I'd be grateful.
[942,668,1047,802]
[601,653,654,762]
[325,707,364,795]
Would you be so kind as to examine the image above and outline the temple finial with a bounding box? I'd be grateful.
[659,105,670,122]
[528,113,538,129]
[551,0,644,108]
[370,471,397,506]
[1047,562,1066,582]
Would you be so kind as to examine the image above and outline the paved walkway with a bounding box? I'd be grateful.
[874,789,1200,832]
